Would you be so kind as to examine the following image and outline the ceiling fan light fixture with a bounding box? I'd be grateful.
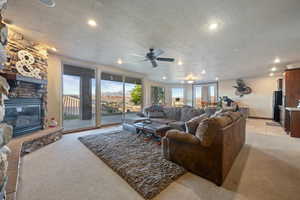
[209,22,219,31]
[39,0,56,7]
[274,57,280,64]
[88,19,97,27]
[117,58,123,65]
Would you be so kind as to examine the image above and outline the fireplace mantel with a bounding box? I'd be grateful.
[0,72,47,86]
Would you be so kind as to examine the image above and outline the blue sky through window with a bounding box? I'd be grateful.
[63,75,80,96]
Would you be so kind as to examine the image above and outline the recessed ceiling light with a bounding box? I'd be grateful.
[177,60,183,66]
[201,69,206,74]
[88,19,97,27]
[215,77,219,81]
[117,58,123,65]
[269,73,274,77]
[162,76,167,80]
[51,47,57,52]
[271,67,277,72]
[209,22,219,31]
[274,58,280,64]
[39,0,56,7]
[187,80,194,84]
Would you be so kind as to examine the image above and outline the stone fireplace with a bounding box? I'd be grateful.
[4,98,43,137]
[0,30,48,137]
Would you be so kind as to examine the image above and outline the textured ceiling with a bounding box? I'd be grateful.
[5,0,300,83]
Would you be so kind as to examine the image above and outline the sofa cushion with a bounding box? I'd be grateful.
[195,115,233,147]
[214,115,233,128]
[180,106,205,122]
[143,105,164,116]
[185,113,208,135]
[195,118,217,147]
[148,111,165,118]
[219,111,242,121]
[163,107,181,121]
[169,121,186,131]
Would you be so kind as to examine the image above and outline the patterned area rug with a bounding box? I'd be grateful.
[78,130,186,200]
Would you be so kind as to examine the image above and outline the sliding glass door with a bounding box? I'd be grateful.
[62,66,143,130]
[63,65,96,131]
[101,73,124,125]
[124,77,142,119]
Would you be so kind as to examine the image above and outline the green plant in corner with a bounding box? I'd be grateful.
[131,85,142,105]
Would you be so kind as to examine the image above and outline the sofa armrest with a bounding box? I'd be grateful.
[165,129,200,145]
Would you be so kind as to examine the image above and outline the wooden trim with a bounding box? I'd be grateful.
[248,116,272,120]
[63,123,121,135]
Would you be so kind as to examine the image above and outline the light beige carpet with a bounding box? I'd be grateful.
[17,120,300,200]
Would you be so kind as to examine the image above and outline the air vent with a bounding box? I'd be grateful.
[39,0,56,7]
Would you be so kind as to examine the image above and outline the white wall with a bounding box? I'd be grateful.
[47,54,63,126]
[219,76,281,118]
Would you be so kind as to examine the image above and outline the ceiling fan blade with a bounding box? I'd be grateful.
[151,60,158,68]
[156,57,175,62]
[153,48,164,57]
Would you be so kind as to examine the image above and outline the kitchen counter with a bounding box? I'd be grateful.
[286,107,300,111]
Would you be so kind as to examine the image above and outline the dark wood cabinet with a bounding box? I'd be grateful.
[285,69,300,107]
[284,69,300,137]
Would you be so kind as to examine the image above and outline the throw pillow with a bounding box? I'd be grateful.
[185,113,208,135]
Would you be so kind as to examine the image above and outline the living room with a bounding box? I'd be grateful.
[0,0,299,200]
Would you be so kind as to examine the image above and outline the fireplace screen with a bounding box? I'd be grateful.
[4,98,43,137]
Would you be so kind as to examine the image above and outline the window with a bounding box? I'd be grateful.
[101,73,143,125]
[151,86,165,105]
[193,82,218,108]
[124,77,142,119]
[171,88,184,107]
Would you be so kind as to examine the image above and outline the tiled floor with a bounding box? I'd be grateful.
[16,119,300,200]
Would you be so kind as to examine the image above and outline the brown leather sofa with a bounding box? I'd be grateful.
[162,112,246,185]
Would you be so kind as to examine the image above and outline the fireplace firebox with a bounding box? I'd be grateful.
[4,98,43,137]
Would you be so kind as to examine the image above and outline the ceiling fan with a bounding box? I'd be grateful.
[136,48,175,68]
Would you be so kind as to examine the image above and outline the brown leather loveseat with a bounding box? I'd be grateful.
[162,111,246,185]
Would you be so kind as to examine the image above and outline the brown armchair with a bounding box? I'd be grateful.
[162,113,246,185]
